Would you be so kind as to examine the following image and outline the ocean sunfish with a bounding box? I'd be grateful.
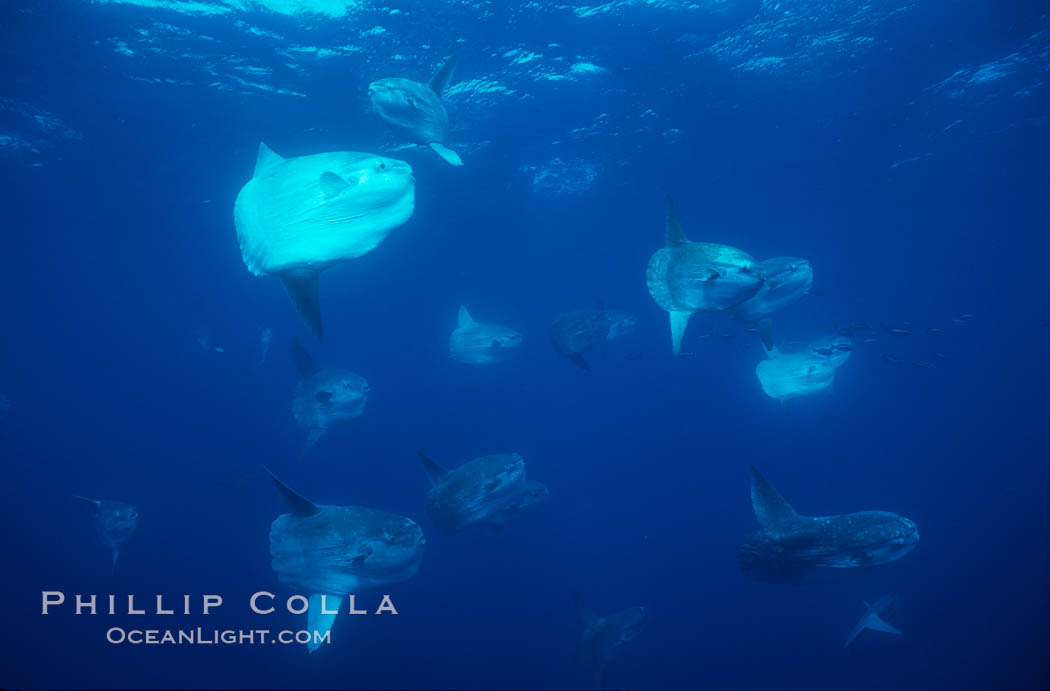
[844,595,902,649]
[369,55,463,166]
[234,143,415,338]
[449,305,522,365]
[605,311,637,340]
[74,496,139,570]
[739,467,919,584]
[291,340,369,454]
[267,471,425,652]
[646,196,763,356]
[549,306,613,371]
[417,451,548,532]
[571,591,647,690]
[731,256,812,349]
[755,336,852,402]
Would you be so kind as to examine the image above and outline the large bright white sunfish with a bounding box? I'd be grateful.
[571,591,647,690]
[646,196,763,356]
[291,340,369,454]
[417,451,548,532]
[739,467,919,584]
[234,143,415,339]
[74,496,139,571]
[449,305,522,364]
[755,336,852,402]
[731,256,813,349]
[267,471,425,653]
[369,55,463,166]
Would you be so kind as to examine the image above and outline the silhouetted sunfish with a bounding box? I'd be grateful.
[449,305,522,365]
[291,340,369,454]
[267,471,425,652]
[845,595,902,649]
[74,496,138,570]
[739,467,919,584]
[571,591,647,690]
[417,451,548,532]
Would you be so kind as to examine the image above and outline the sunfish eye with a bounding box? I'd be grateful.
[378,161,387,170]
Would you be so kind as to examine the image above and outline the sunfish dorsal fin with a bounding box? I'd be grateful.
[417,452,450,484]
[571,590,598,628]
[255,142,283,177]
[457,305,475,328]
[749,467,799,532]
[291,339,322,379]
[282,274,324,339]
[428,54,458,95]
[319,171,353,199]
[266,469,321,517]
[306,594,342,653]
[665,195,688,247]
[73,495,101,509]
[669,311,690,357]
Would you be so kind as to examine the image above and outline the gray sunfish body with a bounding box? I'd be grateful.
[845,595,902,648]
[75,496,138,569]
[549,308,612,371]
[291,340,369,453]
[267,471,425,652]
[646,196,763,356]
[605,311,637,340]
[732,256,813,349]
[418,452,548,532]
[449,305,522,365]
[234,143,415,338]
[572,591,647,689]
[369,56,463,166]
[739,468,919,584]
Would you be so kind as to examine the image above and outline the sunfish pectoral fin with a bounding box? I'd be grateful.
[865,613,902,636]
[306,594,342,653]
[665,195,688,247]
[749,467,799,532]
[254,142,284,177]
[428,54,458,95]
[669,311,691,357]
[319,171,354,199]
[429,142,463,166]
[457,305,475,328]
[281,273,324,340]
[757,318,774,351]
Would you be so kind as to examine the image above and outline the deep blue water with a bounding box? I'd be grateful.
[1,0,1048,689]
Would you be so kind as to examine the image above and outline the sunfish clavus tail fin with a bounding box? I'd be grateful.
[429,142,463,166]
[306,593,342,653]
[281,274,324,340]
[669,311,690,358]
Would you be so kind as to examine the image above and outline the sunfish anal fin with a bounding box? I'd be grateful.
[417,452,450,485]
[281,273,324,340]
[291,339,322,379]
[428,55,458,95]
[254,142,284,177]
[566,352,591,371]
[757,318,774,351]
[669,311,690,357]
[306,594,342,653]
[749,467,799,533]
[266,469,322,517]
[665,195,688,247]
[429,142,463,166]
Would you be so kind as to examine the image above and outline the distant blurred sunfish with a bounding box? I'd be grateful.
[234,143,415,338]
[291,340,369,454]
[646,196,763,356]
[417,451,548,532]
[74,496,139,571]
[267,471,425,652]
[739,467,919,584]
[731,256,812,349]
[449,305,522,365]
[844,595,902,648]
[369,55,463,166]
